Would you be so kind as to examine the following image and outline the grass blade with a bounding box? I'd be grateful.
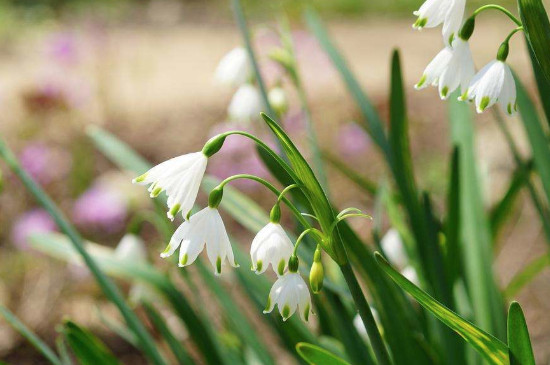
[505,254,550,298]
[0,305,61,365]
[518,0,550,82]
[375,253,510,365]
[62,320,121,365]
[507,302,535,365]
[296,343,351,365]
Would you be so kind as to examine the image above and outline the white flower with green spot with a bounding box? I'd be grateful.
[415,38,475,100]
[132,152,208,221]
[161,207,238,276]
[413,0,465,45]
[263,271,313,322]
[251,223,294,276]
[464,60,517,115]
[215,47,252,87]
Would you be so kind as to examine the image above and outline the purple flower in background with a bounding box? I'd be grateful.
[46,32,79,66]
[338,123,371,158]
[11,209,57,250]
[73,184,127,233]
[19,143,72,185]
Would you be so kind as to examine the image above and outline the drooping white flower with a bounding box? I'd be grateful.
[115,234,147,262]
[228,84,263,124]
[268,87,288,116]
[161,207,238,275]
[381,228,407,269]
[133,152,208,221]
[415,38,475,99]
[413,0,465,45]
[264,272,313,322]
[464,60,517,115]
[401,266,420,286]
[215,47,251,87]
[251,223,294,276]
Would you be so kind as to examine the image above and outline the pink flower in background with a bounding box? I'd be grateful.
[337,123,370,158]
[73,184,127,233]
[19,143,72,185]
[11,209,57,250]
[45,32,79,66]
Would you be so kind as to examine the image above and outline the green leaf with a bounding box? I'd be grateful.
[505,254,550,298]
[296,343,351,365]
[321,150,378,196]
[375,253,510,365]
[445,147,461,283]
[62,320,121,365]
[526,43,550,126]
[507,302,535,365]
[515,74,550,218]
[519,0,550,82]
[0,305,61,365]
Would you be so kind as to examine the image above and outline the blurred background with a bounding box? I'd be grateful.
[1,0,549,363]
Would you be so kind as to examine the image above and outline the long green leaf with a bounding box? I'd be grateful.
[526,42,550,125]
[375,253,510,365]
[62,320,121,365]
[0,138,166,365]
[505,254,550,298]
[0,305,61,365]
[519,0,550,82]
[296,343,351,365]
[507,302,535,365]
[321,150,378,196]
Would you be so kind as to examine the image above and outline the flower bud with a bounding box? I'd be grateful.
[268,87,288,116]
[459,16,475,41]
[269,204,281,223]
[309,248,324,294]
[202,134,226,157]
[497,42,510,62]
[208,186,224,208]
[268,48,293,71]
[288,255,299,273]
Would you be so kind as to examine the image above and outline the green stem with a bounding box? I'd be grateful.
[277,183,301,202]
[292,228,325,255]
[217,174,310,228]
[473,4,522,26]
[502,26,524,44]
[340,262,392,365]
[0,139,167,365]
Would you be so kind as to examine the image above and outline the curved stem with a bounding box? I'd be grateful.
[216,174,310,228]
[292,228,325,255]
[473,5,522,26]
[503,26,524,44]
[277,184,301,203]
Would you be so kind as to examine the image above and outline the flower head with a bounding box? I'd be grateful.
[215,47,252,87]
[413,0,465,45]
[161,207,238,275]
[228,84,264,124]
[381,228,408,269]
[11,209,57,250]
[115,234,147,263]
[251,223,294,276]
[464,60,517,115]
[415,38,475,99]
[133,152,208,220]
[263,272,313,322]
[73,184,127,233]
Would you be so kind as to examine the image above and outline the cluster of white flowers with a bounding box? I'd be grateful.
[414,0,518,115]
[133,140,313,321]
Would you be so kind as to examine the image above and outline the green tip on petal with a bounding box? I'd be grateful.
[479,96,490,111]
[133,173,147,183]
[169,204,181,217]
[263,296,271,313]
[277,259,286,276]
[507,103,513,115]
[151,186,162,197]
[413,17,427,28]
[440,86,449,99]
[459,91,469,101]
[415,74,427,89]
[256,260,263,273]
[161,245,172,257]
[304,304,311,322]
[216,257,222,275]
[282,305,290,321]
[179,253,188,266]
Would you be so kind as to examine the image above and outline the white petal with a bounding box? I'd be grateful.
[115,234,146,262]
[251,223,293,275]
[228,84,263,124]
[498,64,517,115]
[215,47,251,87]
[413,0,450,29]
[472,61,506,113]
[416,47,452,89]
[161,221,189,258]
[442,0,465,45]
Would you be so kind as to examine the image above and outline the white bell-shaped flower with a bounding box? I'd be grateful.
[413,0,465,45]
[401,266,420,286]
[215,47,251,87]
[268,87,288,116]
[251,223,294,276]
[228,84,263,124]
[464,60,517,115]
[115,234,147,262]
[133,152,208,221]
[161,207,238,275]
[381,228,408,269]
[264,271,313,322]
[416,38,475,100]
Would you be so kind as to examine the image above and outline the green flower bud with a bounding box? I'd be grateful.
[309,248,324,294]
[269,204,281,223]
[497,42,510,62]
[202,134,226,157]
[459,16,475,41]
[208,186,224,208]
[288,255,299,273]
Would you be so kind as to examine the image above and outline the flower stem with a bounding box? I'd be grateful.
[277,183,301,202]
[292,228,325,255]
[473,4,522,26]
[0,138,167,365]
[340,262,392,365]
[503,26,524,44]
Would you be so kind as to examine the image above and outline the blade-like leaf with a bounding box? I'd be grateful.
[519,0,550,82]
[296,343,351,365]
[507,302,535,365]
[375,253,510,365]
[0,305,61,365]
[62,320,121,365]
[505,254,550,298]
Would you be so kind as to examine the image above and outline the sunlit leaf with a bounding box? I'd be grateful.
[296,343,351,365]
[519,0,550,82]
[507,302,535,365]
